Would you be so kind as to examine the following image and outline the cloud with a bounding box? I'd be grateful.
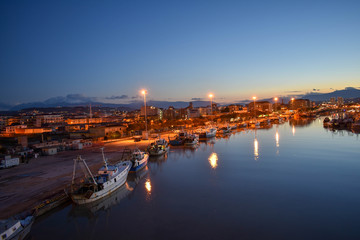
[66,94,94,102]
[106,95,128,100]
[191,97,203,101]
[132,95,140,99]
[44,94,96,104]
[285,90,302,93]
[312,89,320,91]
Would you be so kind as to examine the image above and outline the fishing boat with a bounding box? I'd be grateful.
[147,139,169,156]
[230,124,237,130]
[71,148,132,205]
[70,183,133,218]
[130,149,149,172]
[0,215,34,240]
[168,131,188,146]
[239,122,247,128]
[183,134,199,147]
[198,127,217,138]
[220,126,231,134]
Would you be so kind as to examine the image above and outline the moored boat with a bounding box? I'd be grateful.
[198,127,217,138]
[130,149,149,172]
[0,215,34,240]
[147,139,169,156]
[183,134,199,147]
[220,126,231,134]
[71,148,132,205]
[168,131,188,146]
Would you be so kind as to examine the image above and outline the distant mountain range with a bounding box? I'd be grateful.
[1,87,359,112]
[4,100,213,112]
[301,87,360,102]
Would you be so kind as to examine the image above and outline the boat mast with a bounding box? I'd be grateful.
[101,147,108,171]
[73,156,97,186]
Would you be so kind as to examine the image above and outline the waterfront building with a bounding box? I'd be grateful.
[189,108,201,118]
[289,99,311,110]
[228,104,240,113]
[13,127,52,135]
[141,106,160,117]
[330,97,336,105]
[89,125,127,139]
[337,97,344,105]
[66,117,103,125]
[35,115,64,127]
[163,106,176,120]
[248,101,272,113]
[198,107,210,116]
[5,124,27,134]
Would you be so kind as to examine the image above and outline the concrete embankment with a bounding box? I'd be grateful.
[0,135,174,219]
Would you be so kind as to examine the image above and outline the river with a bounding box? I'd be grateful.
[30,118,360,240]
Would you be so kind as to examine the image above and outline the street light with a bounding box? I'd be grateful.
[253,96,256,118]
[209,93,214,117]
[291,97,295,110]
[274,97,278,112]
[141,89,148,138]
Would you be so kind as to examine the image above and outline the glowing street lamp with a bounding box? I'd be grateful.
[290,97,295,110]
[141,89,148,137]
[253,96,256,118]
[274,97,278,112]
[209,93,214,117]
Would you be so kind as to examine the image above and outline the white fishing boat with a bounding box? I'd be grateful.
[130,149,149,172]
[0,215,34,240]
[198,127,217,138]
[147,139,169,156]
[71,148,132,205]
[70,183,133,218]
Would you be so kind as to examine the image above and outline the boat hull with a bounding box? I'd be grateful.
[148,147,169,156]
[130,154,149,172]
[71,163,131,205]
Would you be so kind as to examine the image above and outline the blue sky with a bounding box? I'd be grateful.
[1,0,359,105]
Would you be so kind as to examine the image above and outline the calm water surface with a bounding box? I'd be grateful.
[30,118,360,240]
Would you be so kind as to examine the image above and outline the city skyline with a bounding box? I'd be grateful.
[1,0,359,104]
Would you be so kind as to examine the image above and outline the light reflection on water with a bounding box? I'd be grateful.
[145,179,151,193]
[292,125,296,136]
[208,152,218,169]
[30,118,360,240]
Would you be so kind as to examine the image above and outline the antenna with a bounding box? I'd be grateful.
[100,147,108,170]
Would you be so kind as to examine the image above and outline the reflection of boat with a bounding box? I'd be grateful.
[198,127,217,138]
[147,139,169,156]
[352,120,360,132]
[323,117,331,128]
[71,149,132,205]
[0,215,34,240]
[130,149,149,172]
[70,183,132,218]
[128,166,149,185]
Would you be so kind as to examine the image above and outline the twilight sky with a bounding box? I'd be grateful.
[1,0,359,105]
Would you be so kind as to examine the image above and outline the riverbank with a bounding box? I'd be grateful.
[0,133,175,219]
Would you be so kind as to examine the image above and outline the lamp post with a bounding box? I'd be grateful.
[274,97,278,112]
[253,96,256,118]
[291,97,295,110]
[141,90,147,138]
[209,93,214,118]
